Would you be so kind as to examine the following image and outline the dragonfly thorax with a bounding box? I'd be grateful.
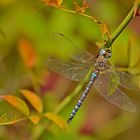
[95,56,108,71]
[99,49,112,58]
[95,49,111,71]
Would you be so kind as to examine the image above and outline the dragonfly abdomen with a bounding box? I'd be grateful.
[67,71,99,124]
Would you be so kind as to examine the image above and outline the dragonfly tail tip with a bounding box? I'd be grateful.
[67,118,72,124]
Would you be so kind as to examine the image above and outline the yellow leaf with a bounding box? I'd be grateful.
[57,0,63,6]
[29,115,41,124]
[18,37,36,69]
[0,113,25,125]
[20,89,43,113]
[42,0,63,7]
[0,95,30,116]
[44,112,67,129]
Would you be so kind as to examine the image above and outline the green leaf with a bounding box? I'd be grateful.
[44,112,67,129]
[0,113,25,125]
[20,89,43,113]
[0,95,30,116]
[128,37,140,68]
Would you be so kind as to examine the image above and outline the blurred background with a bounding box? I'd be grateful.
[0,0,140,140]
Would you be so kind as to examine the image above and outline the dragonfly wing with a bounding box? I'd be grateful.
[53,33,95,63]
[116,71,139,90]
[93,70,136,112]
[46,57,93,81]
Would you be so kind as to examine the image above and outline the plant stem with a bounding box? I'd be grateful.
[54,69,91,114]
[104,2,140,48]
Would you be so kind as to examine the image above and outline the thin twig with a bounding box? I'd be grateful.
[59,7,102,24]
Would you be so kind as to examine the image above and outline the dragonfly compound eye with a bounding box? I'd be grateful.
[105,49,112,58]
[99,49,106,56]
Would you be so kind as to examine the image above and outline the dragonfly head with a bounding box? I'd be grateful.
[99,49,112,58]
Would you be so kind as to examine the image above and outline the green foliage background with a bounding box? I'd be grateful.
[0,0,140,140]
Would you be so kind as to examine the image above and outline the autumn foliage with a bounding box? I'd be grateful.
[0,0,140,140]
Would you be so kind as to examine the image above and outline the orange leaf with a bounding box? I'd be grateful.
[74,0,89,14]
[101,24,111,40]
[44,112,67,129]
[29,115,41,124]
[42,0,63,7]
[18,37,36,69]
[20,89,43,113]
[0,95,30,116]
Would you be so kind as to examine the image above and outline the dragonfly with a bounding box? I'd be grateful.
[46,33,139,124]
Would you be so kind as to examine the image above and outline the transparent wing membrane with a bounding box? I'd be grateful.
[116,71,139,90]
[53,33,95,63]
[93,70,136,112]
[46,57,92,81]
